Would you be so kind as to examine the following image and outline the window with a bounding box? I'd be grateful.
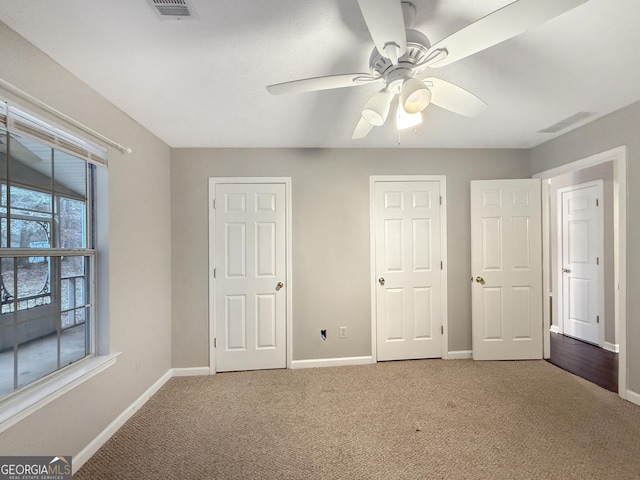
[0,101,106,401]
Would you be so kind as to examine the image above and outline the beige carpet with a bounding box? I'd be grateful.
[75,360,640,479]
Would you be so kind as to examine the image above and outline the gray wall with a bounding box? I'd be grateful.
[531,100,640,393]
[0,24,172,455]
[548,162,615,344]
[171,148,530,366]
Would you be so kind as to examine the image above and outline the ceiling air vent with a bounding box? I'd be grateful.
[538,112,594,134]
[148,0,197,20]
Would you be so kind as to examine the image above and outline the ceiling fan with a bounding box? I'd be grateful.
[266,0,588,139]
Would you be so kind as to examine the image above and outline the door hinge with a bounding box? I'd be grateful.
[596,257,600,265]
[212,199,216,209]
[596,315,600,324]
[441,325,444,335]
[214,338,217,348]
[439,196,442,206]
[440,260,443,270]
[213,268,216,278]
[596,198,599,207]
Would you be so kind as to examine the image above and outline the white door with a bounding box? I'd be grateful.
[559,181,603,345]
[471,179,542,360]
[213,182,287,371]
[373,180,443,361]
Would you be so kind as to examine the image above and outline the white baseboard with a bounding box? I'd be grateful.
[73,369,173,473]
[626,389,640,407]
[550,325,561,334]
[171,366,210,377]
[290,356,374,369]
[603,342,620,353]
[445,350,473,360]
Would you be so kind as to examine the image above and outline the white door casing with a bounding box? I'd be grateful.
[558,181,604,345]
[372,177,446,361]
[534,146,627,399]
[210,180,290,372]
[471,179,543,360]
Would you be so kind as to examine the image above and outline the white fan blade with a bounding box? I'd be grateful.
[425,0,588,68]
[357,0,407,62]
[267,74,379,95]
[352,117,374,140]
[424,77,487,117]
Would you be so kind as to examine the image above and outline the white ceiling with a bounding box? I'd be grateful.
[1,0,639,149]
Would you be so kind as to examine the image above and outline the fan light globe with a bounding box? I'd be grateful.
[401,78,432,114]
[362,89,392,126]
[396,104,422,130]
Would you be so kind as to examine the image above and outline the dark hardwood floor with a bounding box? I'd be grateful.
[547,332,618,392]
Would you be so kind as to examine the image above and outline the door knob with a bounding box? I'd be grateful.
[378,277,385,286]
[475,276,485,285]
[276,282,284,291]
[562,268,571,273]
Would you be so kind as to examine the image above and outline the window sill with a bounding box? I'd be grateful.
[0,352,120,434]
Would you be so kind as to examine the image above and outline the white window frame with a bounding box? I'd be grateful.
[0,100,116,433]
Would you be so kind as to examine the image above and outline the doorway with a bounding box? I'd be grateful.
[535,147,627,398]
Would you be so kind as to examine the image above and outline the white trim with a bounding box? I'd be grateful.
[550,325,561,334]
[440,181,449,359]
[556,180,605,347]
[73,368,172,474]
[542,183,551,359]
[0,353,119,434]
[445,350,473,360]
[290,356,374,369]
[208,177,293,374]
[535,146,627,400]
[626,389,640,407]
[369,175,448,361]
[208,181,216,374]
[171,367,210,377]
[532,146,627,180]
[369,179,377,362]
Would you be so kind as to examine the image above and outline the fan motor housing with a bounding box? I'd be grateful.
[369,29,431,82]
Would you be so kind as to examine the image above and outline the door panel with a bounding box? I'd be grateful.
[256,294,276,348]
[374,180,442,361]
[256,222,276,276]
[481,287,502,340]
[226,223,246,277]
[385,288,404,340]
[215,183,286,371]
[413,287,432,339]
[226,295,246,350]
[413,219,431,270]
[471,179,542,360]
[560,182,602,344]
[482,217,502,269]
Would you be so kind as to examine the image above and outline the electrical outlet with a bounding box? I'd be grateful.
[339,326,347,339]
